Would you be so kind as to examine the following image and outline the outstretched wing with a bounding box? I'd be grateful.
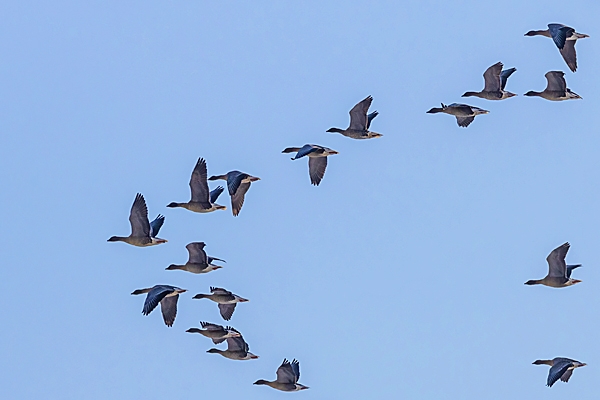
[210,287,232,295]
[366,111,378,130]
[308,157,327,186]
[559,40,578,73]
[560,368,574,383]
[294,144,318,160]
[456,116,474,128]
[226,334,248,353]
[349,95,372,130]
[129,193,150,237]
[160,294,179,327]
[483,62,502,92]
[547,361,572,387]
[201,321,225,331]
[566,264,581,278]
[548,24,573,49]
[546,242,569,278]
[186,242,208,264]
[226,171,247,196]
[209,186,225,204]
[500,67,516,90]
[142,286,173,316]
[149,214,165,237]
[291,359,300,381]
[231,182,251,216]
[545,71,567,93]
[218,303,237,321]
[189,158,211,207]
[276,359,297,384]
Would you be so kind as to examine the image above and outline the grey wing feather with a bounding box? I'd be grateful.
[218,303,237,321]
[546,242,569,278]
[483,62,502,92]
[545,71,567,92]
[149,215,164,237]
[186,242,208,264]
[231,182,251,216]
[559,40,578,72]
[276,359,297,384]
[308,157,327,186]
[208,256,226,264]
[348,95,372,130]
[189,158,211,206]
[547,361,572,387]
[560,368,574,383]
[129,193,150,237]
[226,335,248,352]
[456,116,475,127]
[142,286,172,316]
[366,111,378,129]
[500,68,516,90]
[209,186,225,204]
[160,294,179,327]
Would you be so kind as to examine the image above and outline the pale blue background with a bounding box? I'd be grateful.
[1,1,599,398]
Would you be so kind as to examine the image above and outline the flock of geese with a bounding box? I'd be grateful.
[108,22,589,392]
[109,158,308,390]
[427,23,588,128]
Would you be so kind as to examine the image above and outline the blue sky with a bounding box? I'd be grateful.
[1,1,600,398]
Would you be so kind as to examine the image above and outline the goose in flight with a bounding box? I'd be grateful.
[208,171,260,216]
[186,321,241,344]
[525,24,589,72]
[525,242,582,288]
[254,359,309,391]
[193,287,248,320]
[524,71,581,101]
[426,103,489,127]
[108,193,167,247]
[167,158,226,213]
[327,95,382,139]
[166,242,225,274]
[282,144,338,186]
[206,328,258,360]
[533,357,586,387]
[462,62,517,100]
[131,285,186,327]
